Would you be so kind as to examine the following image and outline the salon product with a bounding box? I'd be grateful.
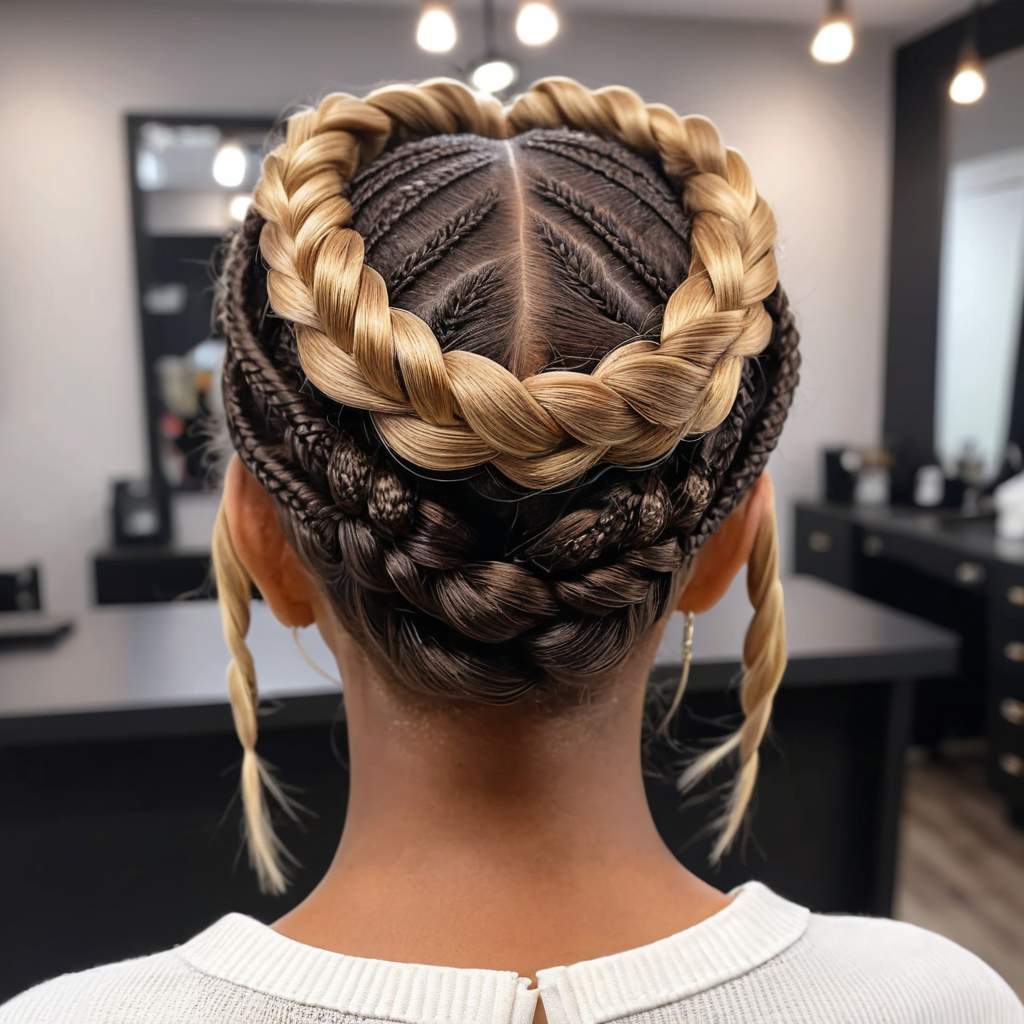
[994,470,1024,539]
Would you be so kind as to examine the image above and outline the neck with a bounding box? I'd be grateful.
[273,636,729,980]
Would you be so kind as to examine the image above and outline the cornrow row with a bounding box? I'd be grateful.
[361,149,500,253]
[521,133,690,237]
[533,215,647,326]
[532,174,673,301]
[427,262,507,350]
[347,135,480,210]
[388,189,500,300]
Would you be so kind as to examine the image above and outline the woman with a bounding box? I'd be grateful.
[4,76,1021,1023]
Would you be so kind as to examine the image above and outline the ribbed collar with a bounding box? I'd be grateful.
[178,882,808,1024]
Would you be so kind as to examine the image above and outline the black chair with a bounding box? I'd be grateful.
[0,565,42,612]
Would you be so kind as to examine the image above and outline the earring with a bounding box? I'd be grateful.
[291,626,342,686]
[656,610,696,738]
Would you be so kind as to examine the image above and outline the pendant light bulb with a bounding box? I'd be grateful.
[811,0,855,64]
[950,42,986,104]
[416,3,457,54]
[516,2,559,46]
[469,57,518,95]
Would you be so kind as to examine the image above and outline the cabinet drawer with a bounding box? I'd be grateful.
[987,745,1024,802]
[989,616,1024,676]
[989,673,1024,739]
[987,562,1024,624]
[857,528,989,591]
[794,507,855,589]
[987,675,1024,801]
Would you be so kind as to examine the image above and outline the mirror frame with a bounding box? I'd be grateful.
[885,0,1024,501]
[125,113,276,493]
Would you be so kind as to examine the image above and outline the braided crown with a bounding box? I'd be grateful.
[253,77,778,488]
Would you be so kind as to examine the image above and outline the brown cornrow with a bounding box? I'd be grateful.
[361,148,500,254]
[347,135,481,210]
[521,132,691,238]
[213,79,800,889]
[533,215,649,327]
[387,189,501,300]
[532,174,674,301]
[426,262,507,351]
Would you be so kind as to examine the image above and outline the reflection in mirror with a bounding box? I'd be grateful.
[935,46,1024,485]
[129,117,273,490]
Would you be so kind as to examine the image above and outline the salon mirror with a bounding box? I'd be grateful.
[935,45,1024,486]
[128,115,274,490]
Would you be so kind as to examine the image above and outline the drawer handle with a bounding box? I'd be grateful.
[954,561,985,584]
[998,752,1024,778]
[807,530,833,553]
[1008,585,1024,607]
[1005,642,1024,663]
[863,534,884,557]
[1000,698,1024,726]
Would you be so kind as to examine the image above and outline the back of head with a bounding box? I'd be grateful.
[213,77,800,891]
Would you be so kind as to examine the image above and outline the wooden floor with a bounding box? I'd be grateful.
[894,744,1024,997]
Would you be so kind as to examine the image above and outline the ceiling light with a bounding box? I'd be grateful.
[950,49,986,103]
[470,57,518,95]
[229,195,252,222]
[212,142,247,188]
[515,2,559,46]
[950,4,986,106]
[416,4,457,54]
[811,0,854,64]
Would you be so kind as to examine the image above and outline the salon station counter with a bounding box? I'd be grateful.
[0,575,956,998]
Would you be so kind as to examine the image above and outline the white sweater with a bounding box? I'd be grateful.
[2,883,1021,1024]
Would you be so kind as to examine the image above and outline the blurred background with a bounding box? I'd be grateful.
[1,0,1023,1003]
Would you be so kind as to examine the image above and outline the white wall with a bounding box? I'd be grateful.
[0,1,892,611]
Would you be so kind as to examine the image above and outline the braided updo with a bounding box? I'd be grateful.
[212,77,800,892]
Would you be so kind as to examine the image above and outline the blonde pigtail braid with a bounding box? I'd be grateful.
[211,502,297,894]
[677,502,786,862]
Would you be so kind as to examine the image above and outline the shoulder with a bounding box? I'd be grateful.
[788,911,1024,1022]
[0,947,211,1023]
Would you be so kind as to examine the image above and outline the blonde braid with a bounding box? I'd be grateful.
[252,77,777,488]
[212,502,296,894]
[677,505,786,861]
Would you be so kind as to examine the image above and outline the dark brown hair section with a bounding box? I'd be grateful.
[217,128,800,706]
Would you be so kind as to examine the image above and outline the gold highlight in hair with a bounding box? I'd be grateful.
[212,502,298,894]
[676,497,786,861]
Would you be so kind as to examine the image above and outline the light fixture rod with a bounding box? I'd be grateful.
[966,0,981,48]
[482,0,496,56]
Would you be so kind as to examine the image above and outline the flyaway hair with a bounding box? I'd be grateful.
[211,76,800,891]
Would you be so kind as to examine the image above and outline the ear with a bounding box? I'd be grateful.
[222,455,318,629]
[677,473,774,615]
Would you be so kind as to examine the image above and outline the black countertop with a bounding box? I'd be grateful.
[0,575,957,747]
